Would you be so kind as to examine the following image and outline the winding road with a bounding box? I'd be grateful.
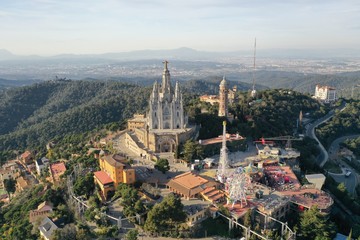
[305,109,336,167]
[305,103,359,195]
[327,135,360,195]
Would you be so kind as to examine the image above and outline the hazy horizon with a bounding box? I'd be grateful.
[1,0,359,56]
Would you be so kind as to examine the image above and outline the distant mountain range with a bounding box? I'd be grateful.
[1,47,360,61]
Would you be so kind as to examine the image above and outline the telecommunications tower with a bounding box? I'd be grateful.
[251,38,257,98]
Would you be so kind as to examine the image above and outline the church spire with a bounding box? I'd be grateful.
[161,60,172,100]
[151,81,158,101]
[175,81,181,100]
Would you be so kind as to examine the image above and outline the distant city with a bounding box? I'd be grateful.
[0,48,360,81]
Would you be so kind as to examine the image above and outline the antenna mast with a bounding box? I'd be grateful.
[251,38,257,98]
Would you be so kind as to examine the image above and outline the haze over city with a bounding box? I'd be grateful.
[1,0,360,56]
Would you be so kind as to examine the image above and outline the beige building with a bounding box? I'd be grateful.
[199,95,219,105]
[183,199,210,226]
[29,201,53,225]
[127,114,147,130]
[0,161,20,188]
[127,61,196,154]
[199,85,237,106]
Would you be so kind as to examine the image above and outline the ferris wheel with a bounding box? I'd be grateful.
[226,167,252,208]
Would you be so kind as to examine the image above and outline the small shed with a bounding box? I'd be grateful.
[305,174,326,190]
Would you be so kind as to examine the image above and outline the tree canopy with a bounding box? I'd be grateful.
[3,178,16,199]
[144,193,186,235]
[181,140,204,163]
[73,172,95,198]
[297,206,336,240]
[154,158,170,173]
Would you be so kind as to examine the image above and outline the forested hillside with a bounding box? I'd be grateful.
[0,80,151,150]
[0,77,326,153]
[317,100,360,148]
[0,78,43,92]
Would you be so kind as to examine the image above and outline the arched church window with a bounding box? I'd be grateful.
[177,112,179,117]
[154,112,156,117]
[176,124,179,129]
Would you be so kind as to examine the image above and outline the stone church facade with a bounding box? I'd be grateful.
[126,61,196,155]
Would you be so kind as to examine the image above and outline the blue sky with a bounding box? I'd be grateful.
[1,0,359,55]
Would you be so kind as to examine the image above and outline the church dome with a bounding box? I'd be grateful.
[220,76,227,86]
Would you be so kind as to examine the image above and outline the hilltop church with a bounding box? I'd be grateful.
[126,61,196,155]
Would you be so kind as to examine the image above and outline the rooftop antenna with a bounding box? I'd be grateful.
[251,38,257,98]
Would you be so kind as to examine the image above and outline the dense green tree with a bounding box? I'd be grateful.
[125,229,139,240]
[84,207,97,222]
[144,193,186,235]
[155,158,170,173]
[317,101,360,148]
[337,182,347,194]
[0,185,54,239]
[134,199,145,214]
[76,228,91,240]
[343,137,360,158]
[52,204,73,224]
[217,204,231,217]
[243,209,252,227]
[297,206,336,240]
[0,80,151,151]
[53,224,77,240]
[182,140,204,162]
[73,172,95,197]
[3,178,16,199]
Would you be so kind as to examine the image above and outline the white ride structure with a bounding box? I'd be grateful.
[217,121,231,183]
[226,167,252,208]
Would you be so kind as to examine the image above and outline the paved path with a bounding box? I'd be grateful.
[306,110,334,167]
[305,104,347,167]
[305,104,360,195]
[327,134,360,196]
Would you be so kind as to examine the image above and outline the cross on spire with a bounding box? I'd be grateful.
[163,60,169,71]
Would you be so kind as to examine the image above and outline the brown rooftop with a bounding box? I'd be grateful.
[101,154,128,168]
[171,172,208,189]
[167,172,217,199]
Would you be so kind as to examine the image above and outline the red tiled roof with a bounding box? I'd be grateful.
[21,151,32,159]
[50,162,66,175]
[94,171,114,185]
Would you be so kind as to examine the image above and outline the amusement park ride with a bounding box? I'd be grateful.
[217,121,252,208]
[254,136,303,148]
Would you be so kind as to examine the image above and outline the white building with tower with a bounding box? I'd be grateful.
[314,84,336,102]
